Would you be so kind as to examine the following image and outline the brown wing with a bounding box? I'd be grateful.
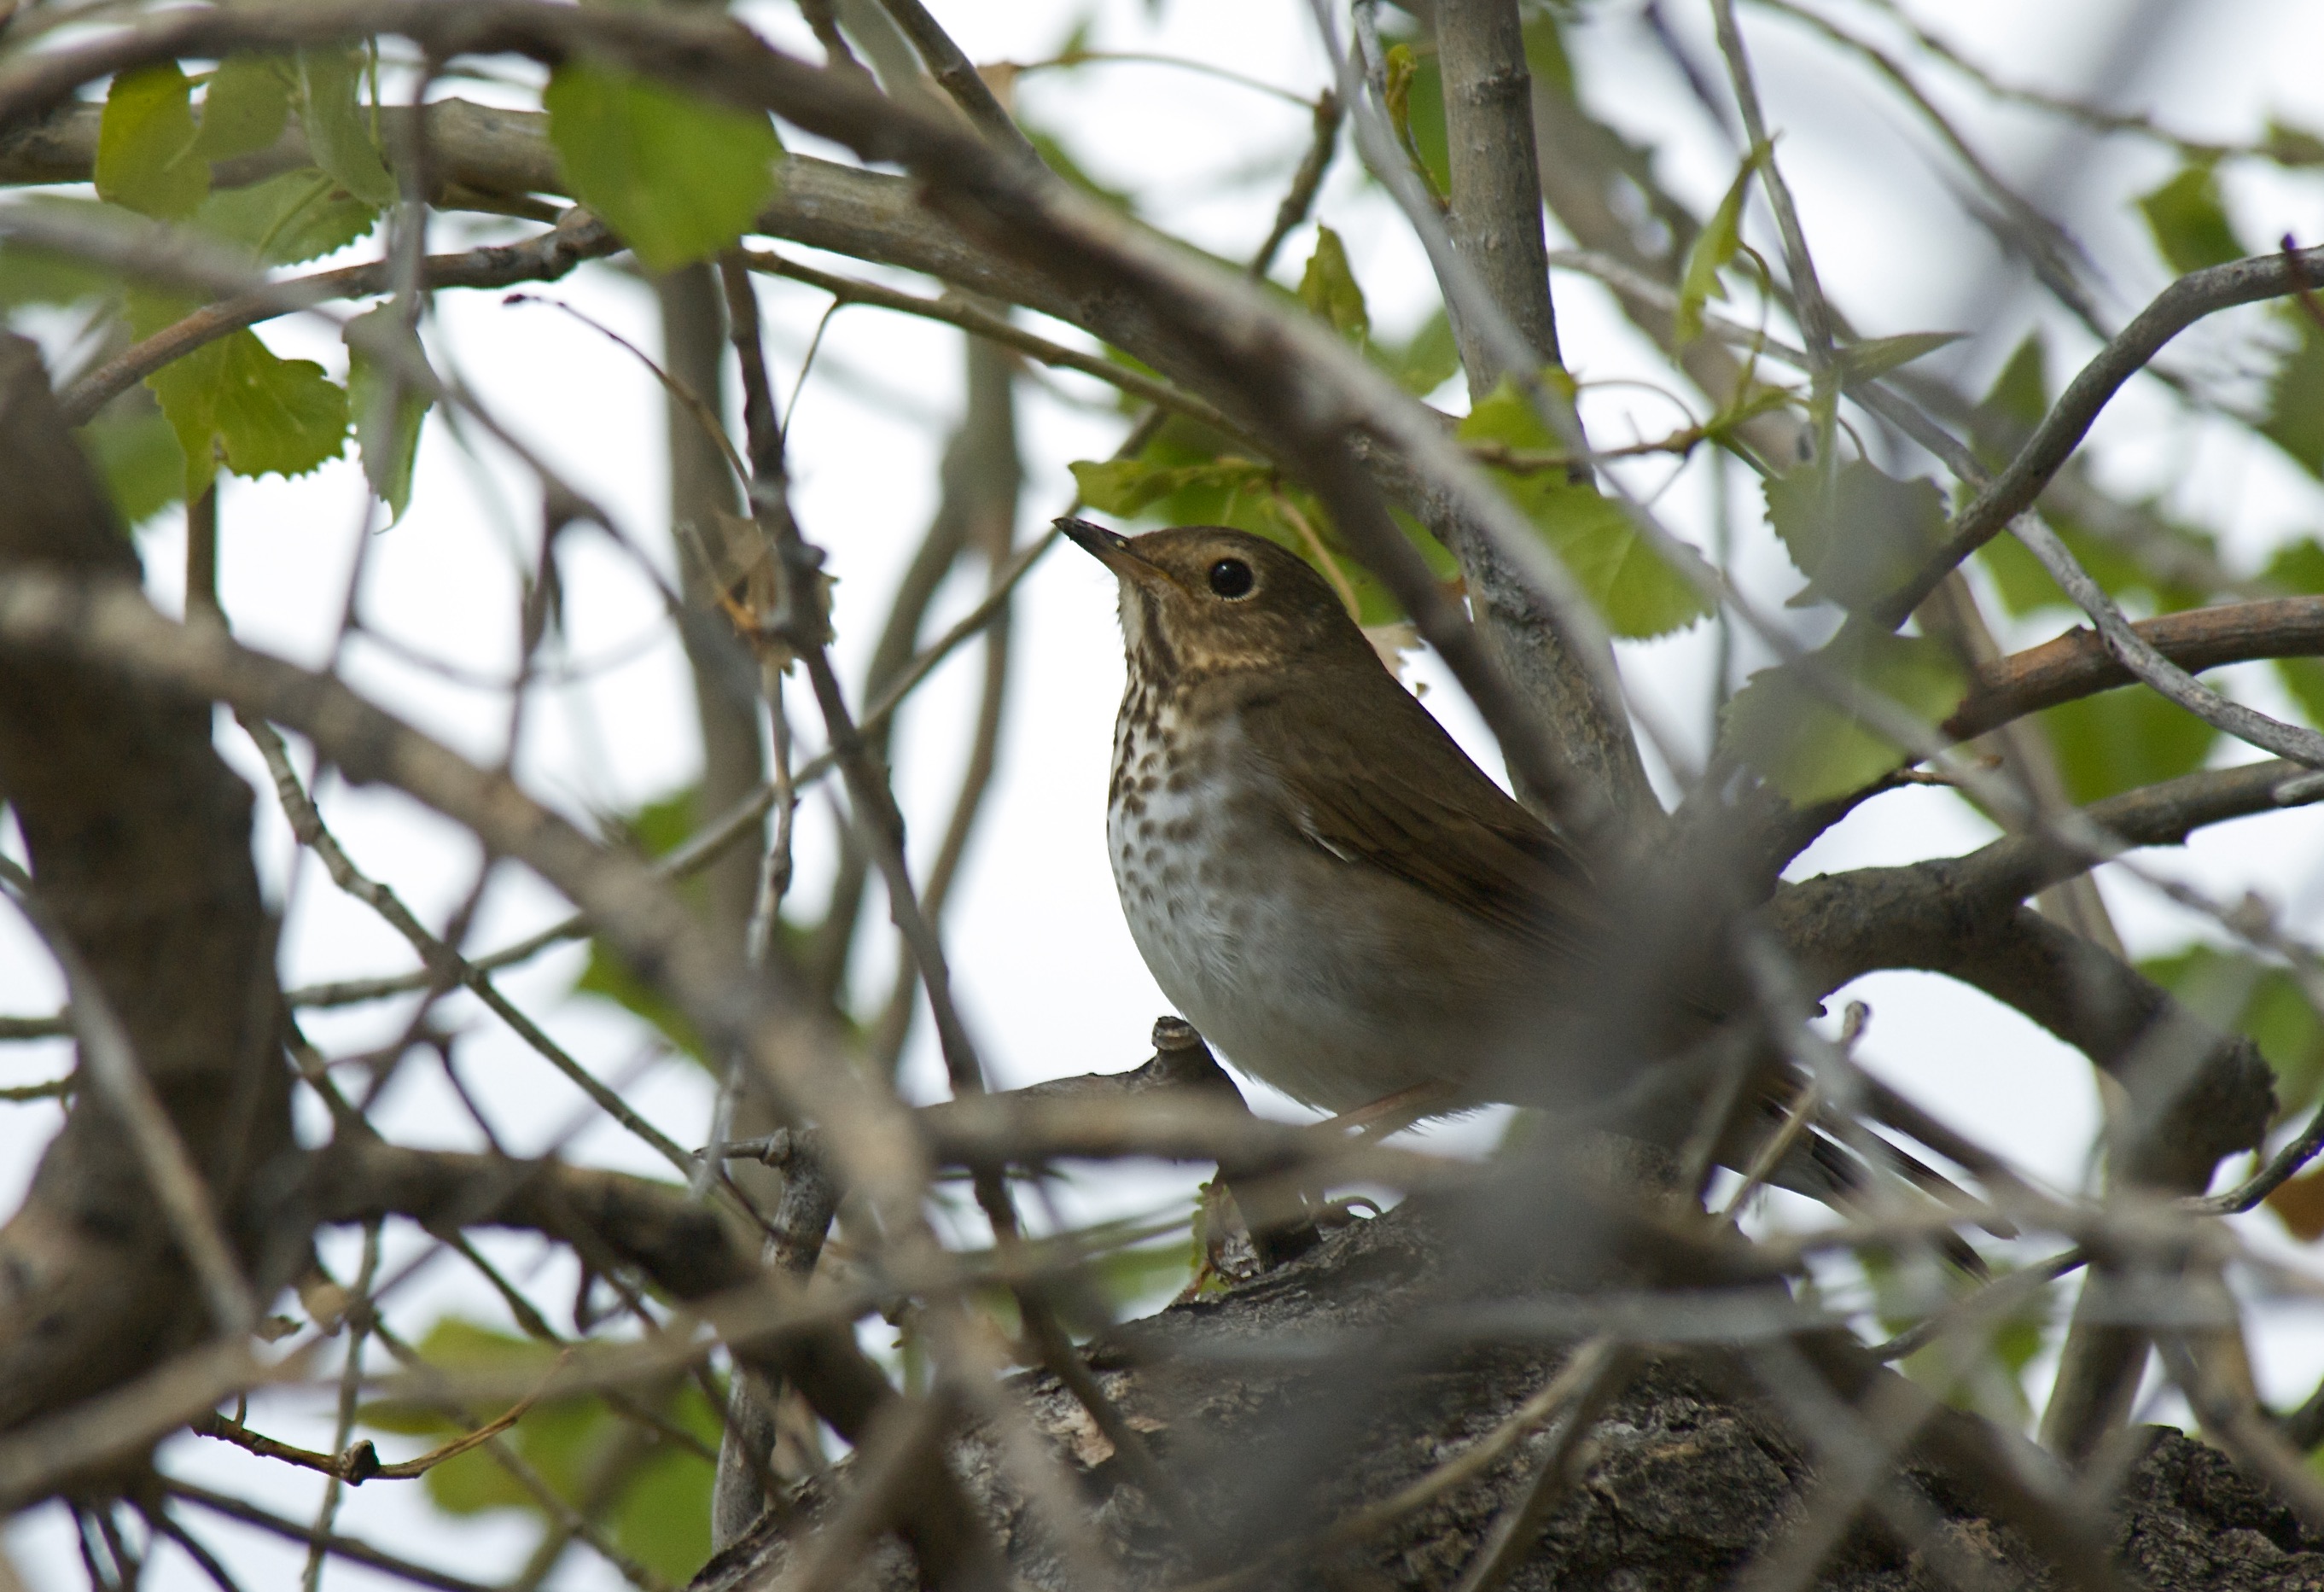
[1238,674,1599,960]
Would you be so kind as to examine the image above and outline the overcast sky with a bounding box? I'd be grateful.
[9,1,2324,1585]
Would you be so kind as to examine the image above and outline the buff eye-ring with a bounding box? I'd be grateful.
[1208,557,1255,598]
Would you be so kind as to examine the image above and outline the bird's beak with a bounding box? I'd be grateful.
[1056,516,1180,595]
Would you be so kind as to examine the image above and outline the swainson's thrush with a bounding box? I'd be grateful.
[1061,518,1989,1255]
[1062,518,1638,1117]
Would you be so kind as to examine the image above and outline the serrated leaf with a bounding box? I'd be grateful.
[1385,308,1459,395]
[80,401,186,526]
[1833,331,1963,383]
[2136,163,2245,276]
[1722,631,1966,805]
[1297,225,1369,345]
[1764,458,1946,613]
[544,59,780,273]
[1070,423,1448,628]
[196,167,378,265]
[140,302,347,496]
[1068,455,1273,520]
[1070,458,1185,518]
[1459,379,1713,638]
[296,46,398,209]
[1675,144,1762,344]
[2263,312,2324,480]
[345,306,431,521]
[96,63,209,219]
[190,55,290,162]
[2040,686,2216,805]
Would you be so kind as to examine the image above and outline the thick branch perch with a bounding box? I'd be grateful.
[0,335,289,1445]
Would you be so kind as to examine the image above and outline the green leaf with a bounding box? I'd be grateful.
[1297,225,1369,345]
[80,400,187,526]
[2273,545,2324,726]
[96,63,208,219]
[1383,38,1449,196]
[1861,1245,2050,1420]
[544,59,781,273]
[2136,163,2245,276]
[1675,144,1762,344]
[1833,331,1963,383]
[189,55,290,162]
[358,1311,716,1581]
[1022,120,1133,213]
[1971,333,2047,469]
[1088,1238,1198,1318]
[345,306,431,520]
[1764,458,1946,613]
[574,788,710,1062]
[1459,379,1714,639]
[1976,507,2212,618]
[1383,308,1460,396]
[2263,120,2324,169]
[1069,421,1453,628]
[609,1394,718,1583]
[2267,539,2324,594]
[0,207,122,306]
[296,47,398,209]
[1519,9,1575,100]
[2279,658,2324,728]
[1722,631,1966,805]
[139,297,347,496]
[196,167,377,265]
[2263,312,2324,480]
[2142,946,2324,1123]
[2039,686,2217,805]
[1069,455,1275,520]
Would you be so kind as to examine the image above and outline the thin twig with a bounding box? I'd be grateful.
[169,1481,499,1592]
[236,712,710,1181]
[302,1222,380,1592]
[738,247,1240,435]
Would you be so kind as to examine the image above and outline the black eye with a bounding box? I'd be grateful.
[1208,558,1255,598]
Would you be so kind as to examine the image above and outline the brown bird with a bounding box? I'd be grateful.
[1062,517,1645,1117]
[1059,517,2003,1267]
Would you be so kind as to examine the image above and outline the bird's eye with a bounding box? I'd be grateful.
[1208,558,1255,598]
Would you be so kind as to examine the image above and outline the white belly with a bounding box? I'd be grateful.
[1106,715,1464,1112]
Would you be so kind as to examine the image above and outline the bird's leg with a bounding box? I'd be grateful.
[1319,1080,1462,1140]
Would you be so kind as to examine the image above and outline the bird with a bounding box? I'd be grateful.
[1058,516,1995,1258]
[1061,516,1660,1120]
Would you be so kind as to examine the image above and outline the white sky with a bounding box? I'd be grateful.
[9,0,2324,1585]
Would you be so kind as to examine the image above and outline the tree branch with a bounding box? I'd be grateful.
[0,335,288,1449]
[1884,243,2324,624]
[1947,598,2324,741]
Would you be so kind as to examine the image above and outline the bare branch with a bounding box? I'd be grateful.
[1947,597,2324,742]
[1886,243,2324,623]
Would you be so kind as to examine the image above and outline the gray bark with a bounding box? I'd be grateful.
[693,1198,2316,1592]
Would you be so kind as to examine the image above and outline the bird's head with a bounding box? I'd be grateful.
[1057,518,1378,684]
